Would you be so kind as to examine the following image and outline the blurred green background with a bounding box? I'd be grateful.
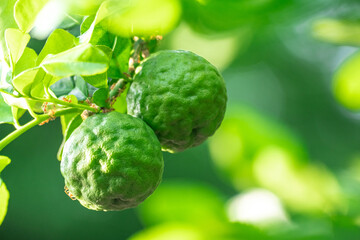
[2,0,360,239]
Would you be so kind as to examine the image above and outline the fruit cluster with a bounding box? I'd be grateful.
[60,50,227,211]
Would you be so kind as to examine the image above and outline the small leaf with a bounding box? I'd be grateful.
[12,67,41,96]
[1,91,43,112]
[58,113,83,160]
[87,83,98,97]
[41,43,110,77]
[112,82,130,113]
[0,180,10,226]
[67,88,85,101]
[60,104,79,136]
[80,46,110,89]
[0,93,13,124]
[58,14,82,30]
[50,77,75,97]
[65,114,82,140]
[80,15,115,47]
[14,47,37,76]
[14,0,50,32]
[79,11,132,79]
[0,155,10,226]
[37,29,77,65]
[109,37,132,78]
[80,15,95,34]
[0,61,13,89]
[113,37,132,65]
[13,67,60,99]
[82,72,108,88]
[93,88,109,108]
[59,76,89,101]
[0,156,11,173]
[97,45,113,58]
[5,28,30,67]
[11,106,26,125]
[72,76,88,100]
[0,0,18,65]
[42,72,61,90]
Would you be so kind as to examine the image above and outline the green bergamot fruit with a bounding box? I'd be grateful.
[60,112,164,211]
[126,50,227,153]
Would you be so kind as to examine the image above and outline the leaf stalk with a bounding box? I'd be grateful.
[0,108,82,152]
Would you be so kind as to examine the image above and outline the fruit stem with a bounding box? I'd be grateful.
[44,97,98,112]
[109,78,127,100]
[0,108,82,152]
[0,89,98,113]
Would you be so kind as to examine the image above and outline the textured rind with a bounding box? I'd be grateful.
[127,50,227,152]
[60,112,164,211]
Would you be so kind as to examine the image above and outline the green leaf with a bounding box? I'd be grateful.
[93,88,109,107]
[35,72,56,98]
[43,73,62,90]
[14,47,37,76]
[108,37,132,78]
[14,0,49,32]
[11,106,26,125]
[97,45,113,58]
[87,83,98,97]
[0,180,10,226]
[108,61,122,79]
[68,76,88,101]
[1,91,43,112]
[82,72,108,88]
[50,76,96,100]
[64,113,83,139]
[0,61,13,89]
[0,93,13,124]
[0,0,18,65]
[79,13,132,79]
[12,67,41,96]
[313,19,360,46]
[0,156,11,173]
[37,29,77,65]
[59,97,79,135]
[112,82,129,113]
[81,46,111,89]
[58,113,83,160]
[50,77,75,97]
[5,28,30,68]
[41,43,110,77]
[80,15,115,47]
[80,15,95,34]
[68,87,87,101]
[58,14,82,30]
[0,156,10,225]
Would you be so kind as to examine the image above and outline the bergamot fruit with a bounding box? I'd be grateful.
[60,112,164,211]
[127,50,227,153]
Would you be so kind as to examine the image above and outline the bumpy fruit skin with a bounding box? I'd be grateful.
[60,112,164,211]
[127,50,227,152]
